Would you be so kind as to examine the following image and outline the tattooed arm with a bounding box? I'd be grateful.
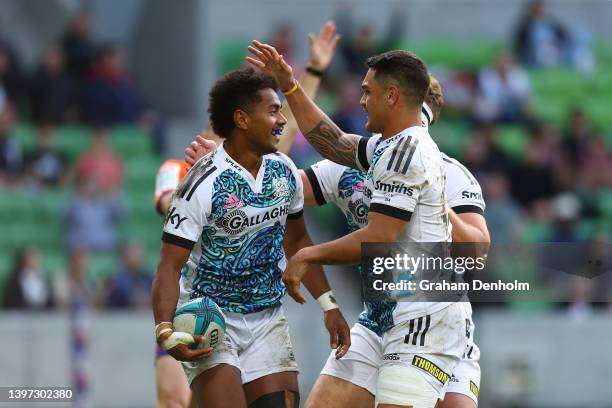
[247,40,365,170]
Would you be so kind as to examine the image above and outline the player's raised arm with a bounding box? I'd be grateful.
[277,21,341,155]
[247,40,364,169]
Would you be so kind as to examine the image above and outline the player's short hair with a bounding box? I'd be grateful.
[425,75,444,124]
[208,68,277,138]
[365,50,430,108]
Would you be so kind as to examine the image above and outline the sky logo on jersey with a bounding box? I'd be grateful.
[223,193,245,210]
[166,206,188,229]
[411,355,450,385]
[375,181,414,196]
[216,205,290,235]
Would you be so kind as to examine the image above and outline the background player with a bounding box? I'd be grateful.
[185,77,488,408]
[246,42,470,407]
[152,67,350,408]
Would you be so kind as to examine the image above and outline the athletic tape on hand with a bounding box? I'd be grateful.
[161,331,197,351]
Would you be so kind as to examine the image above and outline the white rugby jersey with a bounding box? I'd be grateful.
[305,108,485,334]
[162,144,304,314]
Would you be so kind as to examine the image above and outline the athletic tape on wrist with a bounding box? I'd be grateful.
[161,332,196,351]
[316,291,339,311]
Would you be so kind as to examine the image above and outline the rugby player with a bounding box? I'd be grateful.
[186,77,488,408]
[246,43,469,407]
[152,67,350,408]
[152,22,342,408]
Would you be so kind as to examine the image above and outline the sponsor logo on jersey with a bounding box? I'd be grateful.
[166,206,188,229]
[450,374,459,383]
[375,181,414,196]
[470,381,479,397]
[348,198,368,225]
[224,157,244,172]
[461,191,482,200]
[382,353,400,361]
[216,205,290,235]
[273,177,291,198]
[223,193,245,210]
[363,186,373,199]
[411,355,450,384]
[354,181,365,192]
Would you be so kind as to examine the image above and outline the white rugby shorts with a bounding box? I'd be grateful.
[181,305,298,384]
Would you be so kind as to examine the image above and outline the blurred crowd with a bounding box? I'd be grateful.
[1,1,611,312]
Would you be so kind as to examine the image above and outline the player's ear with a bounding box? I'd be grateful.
[234,109,250,131]
[387,85,400,107]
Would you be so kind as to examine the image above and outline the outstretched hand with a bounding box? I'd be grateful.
[308,21,341,71]
[246,41,295,91]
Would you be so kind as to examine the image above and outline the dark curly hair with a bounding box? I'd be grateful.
[207,68,277,139]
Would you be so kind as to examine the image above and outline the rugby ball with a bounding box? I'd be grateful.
[173,297,226,349]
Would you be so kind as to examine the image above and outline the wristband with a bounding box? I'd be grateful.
[155,322,173,338]
[316,291,339,312]
[306,66,324,77]
[283,81,299,96]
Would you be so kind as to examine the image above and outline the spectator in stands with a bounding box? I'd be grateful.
[562,108,592,170]
[462,122,514,178]
[331,77,368,136]
[75,128,123,193]
[514,0,568,67]
[0,104,22,184]
[0,41,25,106]
[62,176,123,253]
[2,246,54,310]
[80,46,167,153]
[579,135,612,189]
[548,192,580,242]
[473,52,531,123]
[61,13,95,78]
[527,120,561,173]
[104,241,152,309]
[30,47,75,125]
[510,137,558,211]
[269,24,297,68]
[24,126,67,187]
[482,172,522,243]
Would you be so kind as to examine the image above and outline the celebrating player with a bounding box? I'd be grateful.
[185,77,488,408]
[246,42,469,407]
[152,22,343,408]
[152,66,351,408]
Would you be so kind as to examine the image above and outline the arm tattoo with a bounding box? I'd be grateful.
[305,119,361,169]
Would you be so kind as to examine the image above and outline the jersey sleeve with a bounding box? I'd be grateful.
[448,182,485,214]
[161,166,213,250]
[443,156,486,214]
[283,154,304,219]
[304,159,345,206]
[355,135,379,172]
[369,138,423,221]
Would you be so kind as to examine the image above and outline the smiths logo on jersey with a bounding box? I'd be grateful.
[216,205,290,235]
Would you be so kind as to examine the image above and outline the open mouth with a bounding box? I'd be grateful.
[271,127,284,138]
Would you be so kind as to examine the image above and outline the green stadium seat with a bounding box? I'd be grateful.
[397,39,501,69]
[496,125,528,159]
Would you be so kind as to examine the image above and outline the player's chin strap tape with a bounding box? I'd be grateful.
[248,391,300,408]
[160,332,197,351]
